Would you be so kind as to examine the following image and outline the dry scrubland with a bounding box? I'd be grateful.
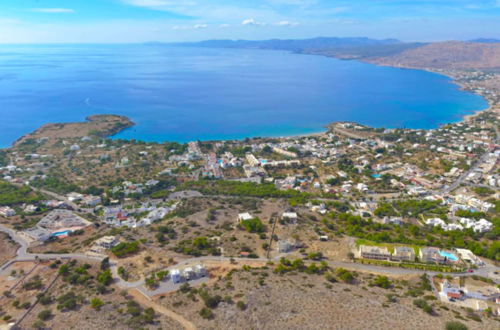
[157,267,499,330]
[0,232,18,266]
[14,114,133,146]
[15,260,182,330]
[368,41,500,70]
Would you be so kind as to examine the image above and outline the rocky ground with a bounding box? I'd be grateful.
[157,265,499,330]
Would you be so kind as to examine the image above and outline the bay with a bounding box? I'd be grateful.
[0,44,488,147]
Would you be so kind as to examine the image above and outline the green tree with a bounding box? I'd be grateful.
[96,270,113,286]
[37,309,52,321]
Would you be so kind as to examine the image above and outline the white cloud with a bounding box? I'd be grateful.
[242,18,266,26]
[173,23,208,30]
[122,0,196,10]
[31,8,75,14]
[275,21,299,27]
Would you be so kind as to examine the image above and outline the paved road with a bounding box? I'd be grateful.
[1,223,499,299]
[0,224,104,274]
[439,124,499,195]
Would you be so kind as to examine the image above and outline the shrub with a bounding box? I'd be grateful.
[413,298,433,315]
[336,268,355,284]
[127,301,141,317]
[37,294,53,305]
[370,275,392,289]
[57,292,78,311]
[199,290,222,309]
[199,307,214,319]
[111,241,140,257]
[240,218,264,233]
[38,309,52,321]
[445,321,468,330]
[90,298,104,310]
[236,301,247,311]
[97,269,113,286]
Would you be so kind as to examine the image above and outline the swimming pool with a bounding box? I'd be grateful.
[439,251,458,262]
[51,230,72,237]
[372,174,381,178]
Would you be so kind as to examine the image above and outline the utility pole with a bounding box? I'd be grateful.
[266,216,278,259]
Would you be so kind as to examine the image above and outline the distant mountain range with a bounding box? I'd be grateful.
[152,37,426,59]
[171,37,403,52]
[148,37,500,71]
[469,38,500,43]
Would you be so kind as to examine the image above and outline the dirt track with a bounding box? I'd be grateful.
[128,288,196,330]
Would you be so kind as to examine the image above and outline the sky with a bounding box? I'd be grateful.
[0,0,499,43]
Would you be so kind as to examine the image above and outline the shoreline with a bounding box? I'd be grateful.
[111,51,496,143]
[4,52,498,148]
[352,61,498,123]
[11,114,134,148]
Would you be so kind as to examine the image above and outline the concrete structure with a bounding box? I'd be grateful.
[273,147,298,158]
[37,209,92,232]
[238,212,254,222]
[391,246,416,262]
[455,248,484,266]
[195,264,207,277]
[94,236,118,249]
[359,245,391,261]
[82,195,102,207]
[0,206,16,217]
[183,267,195,280]
[277,240,293,253]
[282,212,298,223]
[245,153,261,167]
[171,269,181,283]
[419,247,446,264]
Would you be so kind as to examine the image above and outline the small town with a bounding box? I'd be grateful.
[0,95,498,329]
[0,32,499,330]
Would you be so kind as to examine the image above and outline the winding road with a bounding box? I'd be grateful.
[1,222,499,329]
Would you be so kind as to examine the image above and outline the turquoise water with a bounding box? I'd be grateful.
[0,44,488,147]
[439,251,458,261]
[372,174,381,178]
[51,230,72,237]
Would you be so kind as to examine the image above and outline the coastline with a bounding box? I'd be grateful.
[4,49,498,148]
[11,114,134,147]
[353,61,497,124]
[299,48,496,127]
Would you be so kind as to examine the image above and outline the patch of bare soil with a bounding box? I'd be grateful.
[0,232,18,266]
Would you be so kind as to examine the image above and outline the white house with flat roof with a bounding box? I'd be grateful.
[238,212,254,222]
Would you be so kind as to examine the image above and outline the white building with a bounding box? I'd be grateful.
[238,212,254,222]
[282,212,298,223]
[0,206,16,217]
[171,269,181,283]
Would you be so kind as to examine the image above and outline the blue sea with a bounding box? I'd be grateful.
[0,44,488,148]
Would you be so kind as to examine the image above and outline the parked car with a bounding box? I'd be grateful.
[467,269,474,273]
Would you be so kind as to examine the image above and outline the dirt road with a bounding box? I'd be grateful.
[128,288,196,330]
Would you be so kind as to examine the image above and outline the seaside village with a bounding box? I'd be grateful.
[0,104,499,320]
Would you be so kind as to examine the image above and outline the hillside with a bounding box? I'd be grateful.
[170,37,403,52]
[368,41,500,71]
[172,38,500,72]
[13,115,134,147]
